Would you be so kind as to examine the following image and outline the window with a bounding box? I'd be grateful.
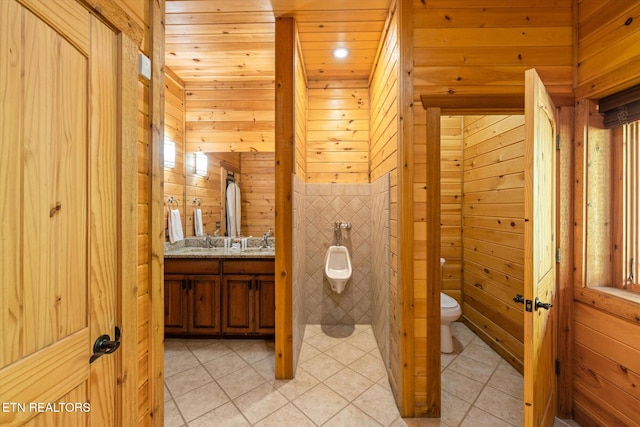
[579,98,640,297]
[613,120,639,291]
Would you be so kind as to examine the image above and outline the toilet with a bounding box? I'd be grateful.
[324,245,352,294]
[440,258,461,353]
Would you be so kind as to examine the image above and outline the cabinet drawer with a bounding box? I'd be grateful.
[223,259,274,274]
[165,258,220,275]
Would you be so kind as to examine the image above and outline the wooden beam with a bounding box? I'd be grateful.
[398,0,415,416]
[149,0,165,424]
[424,107,442,417]
[274,16,294,380]
[422,93,574,113]
[556,105,574,418]
[421,94,524,115]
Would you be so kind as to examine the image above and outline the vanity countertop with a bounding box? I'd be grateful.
[164,246,274,259]
[164,236,275,259]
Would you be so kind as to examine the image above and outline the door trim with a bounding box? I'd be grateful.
[72,0,143,425]
[115,33,139,427]
[420,99,525,417]
[418,93,573,422]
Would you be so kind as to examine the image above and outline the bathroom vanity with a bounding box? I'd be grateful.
[164,242,275,338]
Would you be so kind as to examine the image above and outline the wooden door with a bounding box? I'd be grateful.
[190,276,221,334]
[164,276,189,334]
[255,275,276,333]
[0,0,119,425]
[523,68,557,427]
[222,276,253,334]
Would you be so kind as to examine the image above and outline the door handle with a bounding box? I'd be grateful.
[513,294,524,304]
[535,297,553,311]
[90,326,121,364]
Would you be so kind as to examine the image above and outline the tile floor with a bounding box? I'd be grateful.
[164,323,581,427]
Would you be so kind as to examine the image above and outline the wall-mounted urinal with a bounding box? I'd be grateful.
[324,245,352,294]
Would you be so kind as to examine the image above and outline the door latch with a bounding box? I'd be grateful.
[90,326,121,363]
[535,297,553,311]
[514,294,533,312]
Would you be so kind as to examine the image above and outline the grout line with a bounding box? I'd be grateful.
[163,343,191,427]
[168,324,521,427]
[168,395,189,427]
[201,344,265,426]
[442,329,522,427]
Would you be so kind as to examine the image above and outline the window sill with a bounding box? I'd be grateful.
[575,286,640,324]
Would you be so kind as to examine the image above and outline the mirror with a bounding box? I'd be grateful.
[162,71,275,241]
[165,150,275,241]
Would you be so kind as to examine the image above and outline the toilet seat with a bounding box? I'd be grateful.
[440,292,458,309]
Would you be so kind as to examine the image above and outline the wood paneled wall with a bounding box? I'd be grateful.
[571,100,640,421]
[127,0,153,421]
[122,0,165,422]
[184,82,275,153]
[573,302,640,425]
[462,115,526,371]
[294,35,308,179]
[412,0,574,106]
[440,116,463,301]
[411,104,430,409]
[136,56,152,427]
[370,7,399,183]
[369,2,401,405]
[241,152,275,237]
[572,2,640,424]
[576,0,640,99]
[306,81,370,183]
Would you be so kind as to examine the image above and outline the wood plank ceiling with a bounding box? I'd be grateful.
[165,0,392,83]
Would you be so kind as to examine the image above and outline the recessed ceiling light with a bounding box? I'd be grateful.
[333,47,349,59]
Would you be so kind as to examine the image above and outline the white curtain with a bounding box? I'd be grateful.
[226,182,241,237]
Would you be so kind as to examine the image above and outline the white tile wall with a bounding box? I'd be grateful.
[304,183,372,324]
[292,175,306,372]
[371,174,390,369]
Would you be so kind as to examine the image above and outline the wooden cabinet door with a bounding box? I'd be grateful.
[190,276,221,334]
[0,1,120,425]
[164,276,189,334]
[255,275,276,333]
[222,275,254,334]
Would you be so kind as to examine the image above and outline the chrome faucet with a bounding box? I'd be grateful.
[205,234,215,248]
[262,229,271,248]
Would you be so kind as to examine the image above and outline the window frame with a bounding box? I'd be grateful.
[574,100,640,321]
